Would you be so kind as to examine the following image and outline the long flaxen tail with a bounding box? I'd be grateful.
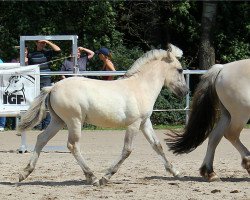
[18,86,53,133]
[166,64,224,154]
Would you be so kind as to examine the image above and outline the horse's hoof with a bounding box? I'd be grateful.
[173,171,182,179]
[19,173,25,182]
[92,180,100,187]
[200,166,220,182]
[241,156,250,174]
[208,173,221,182]
[99,177,109,186]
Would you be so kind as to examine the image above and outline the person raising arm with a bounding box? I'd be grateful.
[96,47,116,80]
[61,46,94,79]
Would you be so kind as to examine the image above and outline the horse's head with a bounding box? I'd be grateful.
[4,75,24,95]
[163,44,188,97]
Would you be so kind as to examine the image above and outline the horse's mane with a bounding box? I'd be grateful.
[124,44,183,78]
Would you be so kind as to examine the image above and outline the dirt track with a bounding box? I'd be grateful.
[0,129,249,200]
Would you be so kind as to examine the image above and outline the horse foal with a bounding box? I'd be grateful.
[18,45,188,186]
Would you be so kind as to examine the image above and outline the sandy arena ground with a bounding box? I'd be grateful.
[0,129,249,200]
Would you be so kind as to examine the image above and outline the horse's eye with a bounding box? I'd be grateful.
[177,68,183,74]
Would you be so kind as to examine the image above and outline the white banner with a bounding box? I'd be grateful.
[0,64,40,116]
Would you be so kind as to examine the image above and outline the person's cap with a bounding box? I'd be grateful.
[95,47,110,56]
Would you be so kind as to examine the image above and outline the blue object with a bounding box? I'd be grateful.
[95,47,110,56]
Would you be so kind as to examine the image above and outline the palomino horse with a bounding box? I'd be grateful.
[18,45,188,186]
[167,59,250,181]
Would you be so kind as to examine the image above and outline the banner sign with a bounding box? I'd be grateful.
[0,64,40,115]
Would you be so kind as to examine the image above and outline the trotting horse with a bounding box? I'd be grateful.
[167,59,250,181]
[18,44,188,186]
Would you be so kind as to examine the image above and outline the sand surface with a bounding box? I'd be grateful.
[0,129,249,200]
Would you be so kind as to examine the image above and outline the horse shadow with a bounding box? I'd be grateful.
[0,179,88,187]
[143,175,250,183]
[0,176,248,187]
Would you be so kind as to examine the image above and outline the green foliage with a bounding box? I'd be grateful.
[220,40,250,62]
[0,1,249,127]
[151,88,186,125]
[214,2,250,63]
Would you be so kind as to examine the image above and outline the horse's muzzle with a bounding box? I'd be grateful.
[174,86,189,98]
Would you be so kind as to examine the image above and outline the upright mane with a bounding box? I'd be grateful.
[124,44,182,78]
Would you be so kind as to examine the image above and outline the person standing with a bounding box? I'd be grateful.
[28,40,61,130]
[95,47,116,80]
[11,46,29,65]
[61,46,94,79]
[0,58,6,131]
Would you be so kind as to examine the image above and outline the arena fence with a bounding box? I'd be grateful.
[1,69,206,153]
[1,35,208,153]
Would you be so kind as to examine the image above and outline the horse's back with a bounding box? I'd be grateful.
[216,59,250,116]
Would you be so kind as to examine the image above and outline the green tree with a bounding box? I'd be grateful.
[0,1,249,126]
[199,1,217,69]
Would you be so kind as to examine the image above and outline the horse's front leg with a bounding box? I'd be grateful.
[19,118,64,182]
[141,118,180,177]
[99,121,140,186]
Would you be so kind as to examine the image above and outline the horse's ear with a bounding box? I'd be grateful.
[168,44,183,58]
[166,43,172,52]
[166,50,174,62]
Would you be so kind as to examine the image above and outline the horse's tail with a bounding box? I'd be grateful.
[18,86,53,133]
[166,64,224,154]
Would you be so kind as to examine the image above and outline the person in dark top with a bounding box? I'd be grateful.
[61,46,94,79]
[28,40,61,130]
[96,47,116,80]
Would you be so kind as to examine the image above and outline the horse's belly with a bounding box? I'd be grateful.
[84,110,134,128]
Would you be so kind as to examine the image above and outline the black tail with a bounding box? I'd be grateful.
[166,64,223,154]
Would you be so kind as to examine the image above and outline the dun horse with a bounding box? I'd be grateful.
[18,45,188,186]
[167,59,250,181]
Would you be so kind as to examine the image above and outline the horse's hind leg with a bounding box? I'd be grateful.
[99,121,140,186]
[224,116,250,175]
[231,139,250,175]
[66,120,98,186]
[242,155,250,175]
[200,107,230,181]
[19,116,64,182]
[141,119,180,177]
